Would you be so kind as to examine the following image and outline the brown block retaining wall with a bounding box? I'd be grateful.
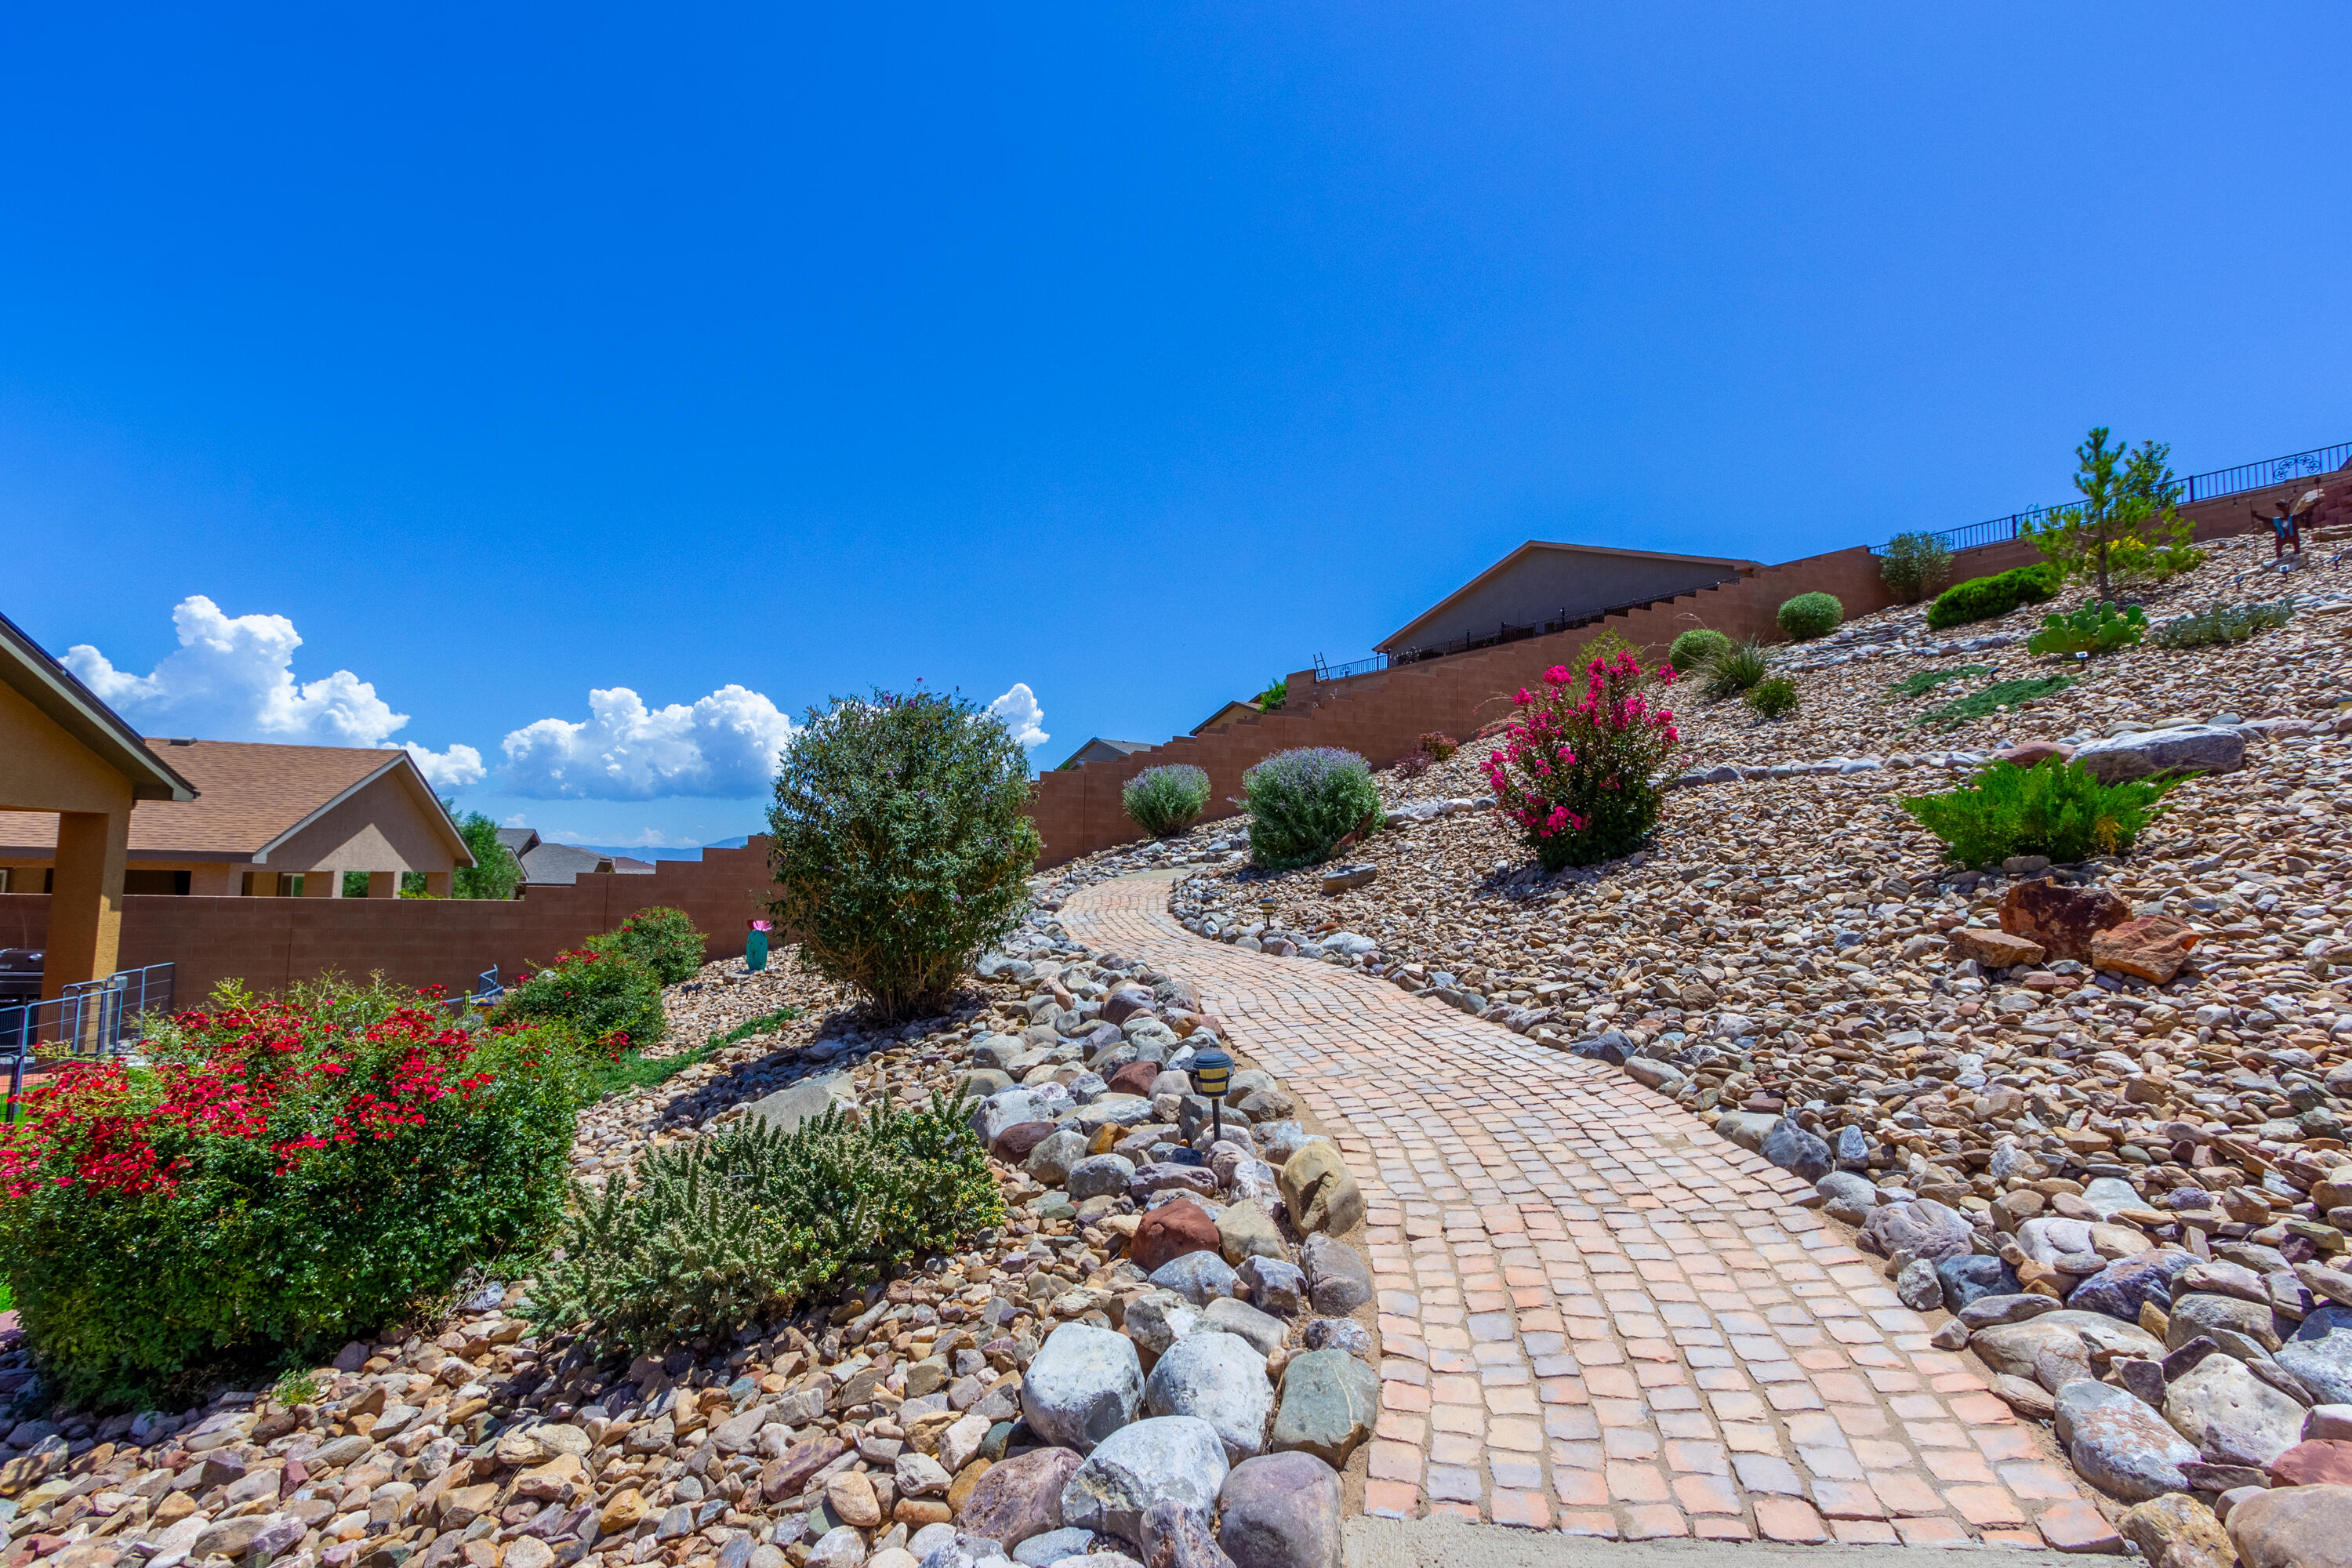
[1027,492,2294,867]
[0,840,776,1003]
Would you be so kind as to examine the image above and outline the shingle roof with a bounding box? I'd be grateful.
[0,739,461,860]
[518,842,658,884]
[0,609,196,804]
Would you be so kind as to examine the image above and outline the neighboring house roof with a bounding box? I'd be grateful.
[0,608,197,804]
[1191,701,1262,735]
[495,827,542,857]
[1376,540,1762,654]
[517,841,657,885]
[1054,737,1152,771]
[0,739,474,865]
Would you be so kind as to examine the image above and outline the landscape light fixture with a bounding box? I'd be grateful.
[1189,1046,1233,1144]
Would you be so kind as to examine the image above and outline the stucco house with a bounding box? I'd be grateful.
[495,827,655,886]
[0,738,474,898]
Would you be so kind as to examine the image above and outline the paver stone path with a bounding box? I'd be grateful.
[1059,871,2109,1549]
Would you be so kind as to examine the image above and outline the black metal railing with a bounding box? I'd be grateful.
[2,963,176,1116]
[1312,652,1387,681]
[1872,439,2350,557]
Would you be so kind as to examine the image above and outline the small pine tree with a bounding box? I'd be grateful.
[2024,428,2192,600]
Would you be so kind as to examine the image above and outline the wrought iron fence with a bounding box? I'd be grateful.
[1,963,176,1116]
[1872,439,2350,557]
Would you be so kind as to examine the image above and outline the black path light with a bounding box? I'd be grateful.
[1189,1046,1234,1144]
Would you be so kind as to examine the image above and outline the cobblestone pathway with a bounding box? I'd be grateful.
[1060,872,2111,1550]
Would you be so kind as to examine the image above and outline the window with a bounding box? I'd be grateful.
[122,870,192,896]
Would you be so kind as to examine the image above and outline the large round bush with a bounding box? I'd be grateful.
[1243,749,1381,870]
[1777,592,1843,641]
[1484,653,1684,871]
[495,946,666,1054]
[1666,628,1730,672]
[768,689,1040,1019]
[0,979,582,1406]
[1123,764,1211,838]
[587,905,708,985]
[1926,564,2061,630]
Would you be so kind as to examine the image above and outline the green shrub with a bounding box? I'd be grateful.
[1254,677,1287,713]
[1667,628,1732,673]
[1483,653,1683,871]
[1123,764,1212,837]
[1915,675,2074,731]
[1417,731,1459,760]
[1880,532,1955,604]
[1699,638,1771,701]
[450,807,524,900]
[1893,664,1991,699]
[528,1096,1000,1355]
[2026,601,2146,658]
[0,979,581,1406]
[1744,677,1800,719]
[767,690,1039,1020]
[495,947,667,1054]
[587,906,708,985]
[1900,757,2184,866]
[1777,593,1843,641]
[1244,748,1381,870]
[1926,564,2060,630]
[2154,599,2296,649]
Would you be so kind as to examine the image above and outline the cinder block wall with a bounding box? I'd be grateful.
[0,840,778,1002]
[1029,496,2287,867]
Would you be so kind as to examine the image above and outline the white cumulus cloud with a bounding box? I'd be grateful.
[64,595,484,784]
[989,682,1049,748]
[499,685,800,800]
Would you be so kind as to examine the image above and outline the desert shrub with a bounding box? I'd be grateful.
[1483,652,1684,872]
[1699,638,1771,701]
[767,689,1039,1021]
[1900,757,2183,866]
[2104,536,2204,587]
[1123,764,1212,837]
[1926,564,2060,630]
[1243,749,1381,870]
[2154,599,2296,649]
[2026,601,2147,658]
[1893,663,1991,699]
[1777,593,1843,641]
[587,906,708,985]
[0,979,580,1405]
[495,947,667,1056]
[1744,677,1800,720]
[1254,677,1287,712]
[1417,731,1459,760]
[1915,675,2074,731]
[528,1097,1000,1355]
[1393,753,1433,781]
[1880,532,1955,603]
[1666,628,1731,673]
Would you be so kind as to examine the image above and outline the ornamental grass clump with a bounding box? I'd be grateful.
[1698,638,1771,702]
[1123,764,1212,837]
[1665,628,1731,673]
[768,689,1039,1021]
[1483,652,1685,872]
[1243,749,1381,870]
[0,978,582,1406]
[1900,757,2183,866]
[528,1096,1001,1355]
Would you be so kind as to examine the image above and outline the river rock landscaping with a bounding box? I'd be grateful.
[0,912,1366,1568]
[1030,529,2352,1553]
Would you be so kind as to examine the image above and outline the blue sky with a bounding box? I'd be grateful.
[6,5,2347,845]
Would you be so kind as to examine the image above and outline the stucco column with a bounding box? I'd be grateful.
[366,871,400,898]
[46,809,129,996]
[303,870,339,897]
[423,871,452,897]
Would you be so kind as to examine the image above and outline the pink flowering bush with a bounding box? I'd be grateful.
[0,977,581,1406]
[1483,652,1686,871]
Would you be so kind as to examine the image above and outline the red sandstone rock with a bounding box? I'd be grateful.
[2001,880,2130,962]
[2092,916,2201,985]
[1131,1198,1221,1273]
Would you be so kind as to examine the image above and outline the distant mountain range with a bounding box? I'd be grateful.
[565,834,753,862]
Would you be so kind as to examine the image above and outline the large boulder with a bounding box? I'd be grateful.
[1999,880,2129,963]
[2169,1291,2284,1352]
[2073,724,2245,785]
[2056,1379,2199,1501]
[2278,1305,2352,1406]
[1143,1330,1274,1462]
[1267,1349,1379,1468]
[2165,1352,2306,1468]
[2227,1483,2352,1568]
[1150,1251,1240,1307]
[1022,1324,1144,1453]
[1059,1416,1230,1546]
[1066,1154,1139,1203]
[1860,1199,1973,1263]
[2071,1250,2197,1322]
[746,1073,852,1134]
[1761,1117,1831,1181]
[1214,1201,1284,1266]
[1973,1311,2162,1393]
[956,1446,1084,1549]
[1276,1142,1363,1235]
[1298,1235,1373,1316]
[1025,1129,1091,1185]
[2117,1494,2235,1568]
[1218,1452,1343,1568]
